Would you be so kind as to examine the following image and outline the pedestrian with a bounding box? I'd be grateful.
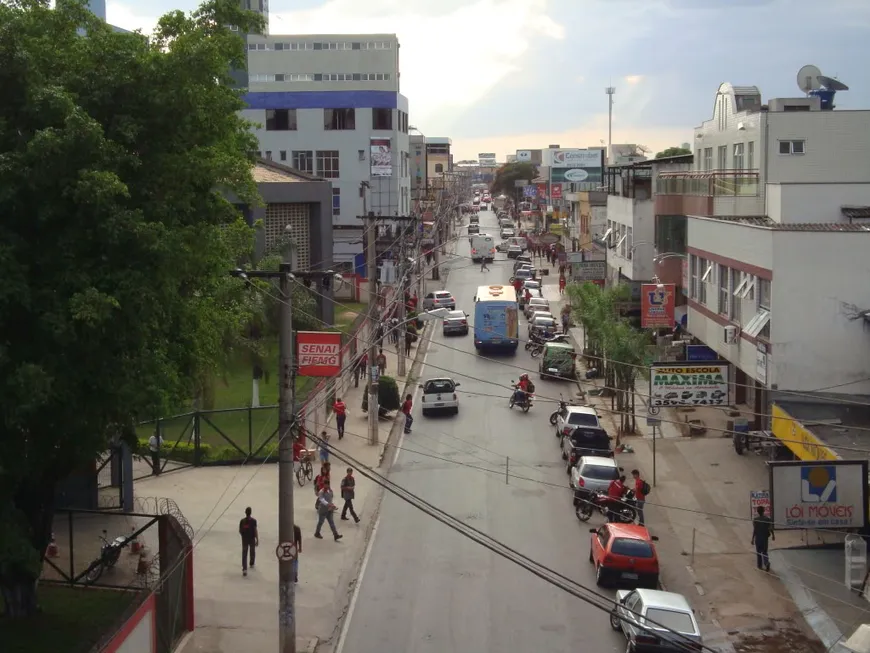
[239,507,258,577]
[314,463,330,495]
[332,397,347,440]
[340,467,361,523]
[376,348,387,375]
[480,257,489,272]
[315,481,343,541]
[630,469,650,526]
[402,393,414,434]
[559,274,566,295]
[293,437,304,476]
[355,351,368,388]
[318,430,330,463]
[607,475,627,522]
[751,505,775,571]
[390,317,400,345]
[148,429,164,476]
[405,330,413,357]
[292,523,302,583]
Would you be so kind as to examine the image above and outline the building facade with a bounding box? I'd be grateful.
[240,31,411,267]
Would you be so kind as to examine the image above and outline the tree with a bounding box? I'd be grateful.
[361,376,401,415]
[0,0,265,615]
[655,146,692,159]
[489,162,538,197]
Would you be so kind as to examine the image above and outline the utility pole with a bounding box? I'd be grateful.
[364,211,380,446]
[606,86,616,165]
[397,226,407,378]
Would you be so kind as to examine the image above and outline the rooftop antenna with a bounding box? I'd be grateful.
[796,64,822,95]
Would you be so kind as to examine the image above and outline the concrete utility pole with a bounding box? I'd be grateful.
[606,86,616,164]
[364,211,380,446]
[397,229,407,378]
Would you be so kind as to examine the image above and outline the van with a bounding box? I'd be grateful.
[540,341,577,380]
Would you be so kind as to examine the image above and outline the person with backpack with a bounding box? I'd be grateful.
[238,507,258,577]
[631,469,651,526]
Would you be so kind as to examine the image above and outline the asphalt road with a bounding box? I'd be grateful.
[338,209,625,653]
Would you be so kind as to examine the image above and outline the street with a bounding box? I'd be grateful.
[336,209,625,653]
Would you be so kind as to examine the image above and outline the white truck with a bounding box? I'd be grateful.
[470,234,496,263]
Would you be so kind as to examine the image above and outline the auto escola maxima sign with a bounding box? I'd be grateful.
[769,460,868,530]
[649,362,729,407]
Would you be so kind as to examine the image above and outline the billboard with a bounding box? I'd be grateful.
[522,185,537,198]
[478,153,497,166]
[770,460,868,529]
[641,283,675,329]
[649,362,729,407]
[370,138,392,177]
[549,149,604,184]
[571,261,607,281]
[551,183,563,199]
[516,150,532,162]
[536,183,547,200]
[297,332,342,377]
[771,404,839,461]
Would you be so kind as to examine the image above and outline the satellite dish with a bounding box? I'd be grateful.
[797,64,822,94]
[819,75,849,91]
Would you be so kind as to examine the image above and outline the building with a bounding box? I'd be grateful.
[410,137,453,197]
[84,0,130,33]
[655,79,870,423]
[239,27,411,269]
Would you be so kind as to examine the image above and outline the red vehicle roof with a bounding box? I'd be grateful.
[604,523,653,541]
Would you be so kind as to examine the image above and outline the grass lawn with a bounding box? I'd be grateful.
[0,584,141,653]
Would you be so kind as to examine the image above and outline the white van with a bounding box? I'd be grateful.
[470,234,496,263]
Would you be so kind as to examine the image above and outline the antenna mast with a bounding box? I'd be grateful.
[605,86,616,165]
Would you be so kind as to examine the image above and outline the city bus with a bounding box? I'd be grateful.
[473,285,519,352]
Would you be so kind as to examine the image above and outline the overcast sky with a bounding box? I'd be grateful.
[109,0,870,160]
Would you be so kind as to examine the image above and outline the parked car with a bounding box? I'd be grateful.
[529,315,557,339]
[610,589,702,652]
[562,426,612,462]
[422,290,456,311]
[540,341,577,380]
[589,523,660,588]
[507,245,523,258]
[524,297,551,318]
[513,255,532,272]
[570,454,621,496]
[496,241,510,253]
[528,310,555,325]
[468,224,480,235]
[500,228,516,238]
[442,310,469,336]
[517,264,537,279]
[419,377,460,416]
[469,214,480,224]
[519,288,542,311]
[513,268,534,285]
[556,405,602,439]
[522,279,541,294]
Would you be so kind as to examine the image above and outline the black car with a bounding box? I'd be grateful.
[507,246,523,259]
[562,427,613,467]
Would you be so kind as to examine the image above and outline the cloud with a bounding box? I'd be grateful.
[106,1,160,34]
[624,75,643,86]
[269,0,564,123]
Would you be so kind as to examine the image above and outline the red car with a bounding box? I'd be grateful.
[589,523,660,588]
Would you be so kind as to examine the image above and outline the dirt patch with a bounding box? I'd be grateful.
[731,623,825,653]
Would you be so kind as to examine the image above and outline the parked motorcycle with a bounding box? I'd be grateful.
[528,333,571,358]
[508,382,533,412]
[84,529,130,584]
[549,393,570,425]
[575,490,637,523]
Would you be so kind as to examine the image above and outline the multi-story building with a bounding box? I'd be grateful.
[238,26,411,268]
[655,80,870,423]
[410,137,453,196]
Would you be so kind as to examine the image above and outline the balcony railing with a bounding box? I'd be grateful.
[656,170,760,197]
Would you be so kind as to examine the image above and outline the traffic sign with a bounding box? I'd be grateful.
[275,542,297,561]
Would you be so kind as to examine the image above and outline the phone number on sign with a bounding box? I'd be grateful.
[651,399,727,407]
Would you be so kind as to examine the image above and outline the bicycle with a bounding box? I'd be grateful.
[295,450,314,487]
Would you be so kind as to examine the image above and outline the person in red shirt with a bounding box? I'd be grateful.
[606,475,627,522]
[332,397,347,439]
[559,274,567,295]
[401,393,414,434]
[513,277,523,296]
[524,288,532,304]
[631,469,648,526]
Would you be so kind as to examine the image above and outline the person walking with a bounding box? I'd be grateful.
[340,467,360,523]
[401,393,414,434]
[332,397,347,440]
[630,469,650,526]
[390,317,400,345]
[239,507,258,576]
[480,257,490,272]
[148,430,164,476]
[354,351,367,388]
[292,523,302,582]
[559,273,567,296]
[751,505,775,571]
[404,329,413,358]
[376,348,387,376]
[314,482,343,541]
[318,431,330,464]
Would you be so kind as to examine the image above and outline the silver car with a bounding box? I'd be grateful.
[422,290,456,311]
[610,588,702,653]
[570,455,621,499]
[442,310,469,336]
[524,297,550,318]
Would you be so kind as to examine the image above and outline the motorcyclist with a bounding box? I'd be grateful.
[606,475,627,522]
[514,374,532,405]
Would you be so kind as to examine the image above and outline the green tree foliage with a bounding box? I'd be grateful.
[655,146,692,159]
[0,0,265,614]
[567,283,648,434]
[360,376,401,414]
[489,162,538,197]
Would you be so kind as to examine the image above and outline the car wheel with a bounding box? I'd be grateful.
[453,407,459,415]
[595,564,606,587]
[609,610,622,631]
[421,409,429,417]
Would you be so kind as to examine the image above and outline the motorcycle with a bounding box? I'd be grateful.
[528,333,571,358]
[575,489,637,523]
[508,382,533,412]
[549,394,570,425]
[84,529,130,584]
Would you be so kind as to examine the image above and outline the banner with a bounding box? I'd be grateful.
[478,153,497,166]
[297,332,342,377]
[370,138,392,177]
[770,461,869,529]
[649,362,729,407]
[551,183,562,199]
[641,283,675,328]
[536,183,547,200]
[522,185,537,198]
[551,149,603,168]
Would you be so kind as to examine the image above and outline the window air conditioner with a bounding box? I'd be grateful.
[723,325,739,345]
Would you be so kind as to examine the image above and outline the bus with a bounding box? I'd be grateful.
[470,234,495,263]
[473,285,519,352]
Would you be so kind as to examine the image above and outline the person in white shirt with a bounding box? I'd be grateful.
[148,432,164,476]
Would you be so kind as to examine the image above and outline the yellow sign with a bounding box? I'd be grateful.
[770,404,839,461]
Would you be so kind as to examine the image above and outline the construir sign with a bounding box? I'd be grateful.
[571,261,607,281]
[770,460,868,529]
[649,362,729,407]
[297,332,342,377]
[549,149,604,184]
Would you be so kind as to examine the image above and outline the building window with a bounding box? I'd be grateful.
[316,150,340,178]
[434,163,443,173]
[696,149,702,171]
[747,141,755,169]
[733,143,745,170]
[332,188,341,216]
[717,145,727,170]
[703,148,712,171]
[690,255,699,299]
[778,140,805,155]
[730,270,742,322]
[718,265,729,315]
[698,258,711,305]
[279,150,287,162]
[265,150,272,160]
[757,278,771,309]
[372,108,392,130]
[292,150,314,174]
[324,108,355,130]
[265,109,297,131]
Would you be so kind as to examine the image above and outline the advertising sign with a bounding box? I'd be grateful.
[478,153,497,167]
[750,490,771,520]
[686,344,718,362]
[771,404,839,461]
[551,184,563,199]
[523,185,537,198]
[770,460,868,529]
[551,149,602,168]
[571,261,607,281]
[641,283,676,329]
[297,332,342,377]
[756,343,768,386]
[516,150,532,162]
[370,138,392,177]
[649,362,729,407]
[536,183,548,200]
[681,259,689,296]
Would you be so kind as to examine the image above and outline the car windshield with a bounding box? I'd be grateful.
[435,292,451,299]
[446,311,465,319]
[424,380,454,393]
[535,318,555,327]
[579,464,618,481]
[524,282,541,289]
[610,538,655,558]
[643,608,695,634]
[568,412,599,426]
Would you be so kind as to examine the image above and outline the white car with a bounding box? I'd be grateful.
[610,589,702,652]
[524,297,550,318]
[522,280,541,293]
[555,405,602,439]
[529,310,555,324]
[419,378,460,415]
[422,290,456,311]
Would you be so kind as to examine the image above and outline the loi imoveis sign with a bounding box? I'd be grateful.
[769,460,868,530]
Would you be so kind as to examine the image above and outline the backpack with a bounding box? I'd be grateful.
[641,480,652,496]
[526,380,536,394]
